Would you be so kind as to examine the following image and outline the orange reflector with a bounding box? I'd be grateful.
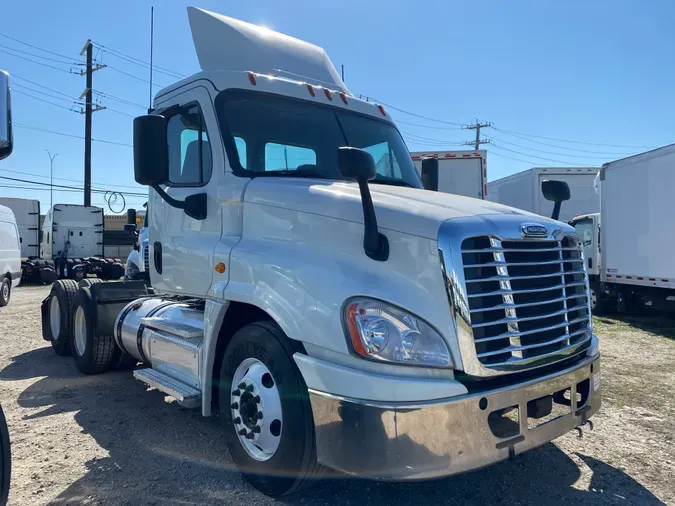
[323,88,333,100]
[307,84,316,97]
[377,105,386,116]
[345,303,368,357]
[248,72,257,85]
[214,262,226,274]
[340,92,348,105]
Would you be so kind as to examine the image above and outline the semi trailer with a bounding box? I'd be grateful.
[40,204,125,282]
[37,8,599,497]
[569,144,675,314]
[411,150,487,199]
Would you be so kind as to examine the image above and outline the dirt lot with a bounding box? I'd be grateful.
[0,285,673,505]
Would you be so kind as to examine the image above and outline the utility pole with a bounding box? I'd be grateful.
[463,121,492,150]
[79,39,106,207]
[45,149,57,210]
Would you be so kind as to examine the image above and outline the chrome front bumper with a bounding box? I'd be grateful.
[309,354,600,480]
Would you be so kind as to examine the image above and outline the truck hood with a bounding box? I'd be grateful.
[244,178,549,240]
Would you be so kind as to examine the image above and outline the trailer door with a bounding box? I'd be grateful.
[437,158,483,199]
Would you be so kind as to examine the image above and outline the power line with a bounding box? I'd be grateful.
[488,136,616,160]
[92,89,146,109]
[363,96,466,126]
[11,74,77,99]
[0,31,79,61]
[489,128,640,155]
[0,175,146,197]
[107,64,165,88]
[93,42,185,79]
[492,126,655,149]
[0,48,77,74]
[13,84,81,105]
[396,119,464,130]
[490,144,587,167]
[14,123,133,148]
[401,131,464,144]
[0,167,142,190]
[0,42,82,66]
[13,89,79,112]
[489,150,556,167]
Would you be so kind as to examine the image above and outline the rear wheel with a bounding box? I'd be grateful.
[70,288,117,374]
[590,282,611,315]
[0,278,10,307]
[44,280,78,356]
[219,321,319,497]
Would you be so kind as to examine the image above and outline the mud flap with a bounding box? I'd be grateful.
[40,296,51,341]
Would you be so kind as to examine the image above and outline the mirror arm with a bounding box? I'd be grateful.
[152,184,184,209]
[151,185,207,220]
[357,180,389,261]
[551,202,562,221]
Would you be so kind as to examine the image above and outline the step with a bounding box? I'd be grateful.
[140,316,203,340]
[134,368,201,409]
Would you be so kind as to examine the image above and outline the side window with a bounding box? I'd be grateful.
[166,104,212,186]
[47,232,50,244]
[234,136,247,170]
[362,141,402,179]
[264,143,316,171]
[572,219,593,246]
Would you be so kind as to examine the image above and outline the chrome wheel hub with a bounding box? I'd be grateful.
[74,306,87,356]
[230,358,282,462]
[49,296,60,339]
[1,283,8,300]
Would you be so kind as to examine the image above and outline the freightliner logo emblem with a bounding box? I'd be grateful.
[522,224,549,237]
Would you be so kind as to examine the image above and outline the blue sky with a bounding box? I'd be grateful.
[2,0,674,212]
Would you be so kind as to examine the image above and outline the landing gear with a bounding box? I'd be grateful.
[219,321,320,496]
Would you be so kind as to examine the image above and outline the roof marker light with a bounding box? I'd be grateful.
[340,92,348,105]
[324,88,333,100]
[248,72,257,85]
[377,105,386,116]
[307,84,316,97]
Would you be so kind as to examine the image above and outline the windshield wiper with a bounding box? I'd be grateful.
[370,177,415,188]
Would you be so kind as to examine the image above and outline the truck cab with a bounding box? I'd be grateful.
[569,213,601,293]
[40,9,600,497]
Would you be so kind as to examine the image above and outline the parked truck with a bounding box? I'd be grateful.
[569,145,675,314]
[35,9,599,497]
[410,150,487,199]
[489,167,599,223]
[40,204,125,281]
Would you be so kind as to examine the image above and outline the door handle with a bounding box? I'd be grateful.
[588,257,593,270]
[153,241,163,274]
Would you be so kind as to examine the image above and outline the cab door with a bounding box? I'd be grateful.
[571,216,598,276]
[149,85,223,296]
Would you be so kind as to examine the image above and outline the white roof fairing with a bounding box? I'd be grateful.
[187,7,349,94]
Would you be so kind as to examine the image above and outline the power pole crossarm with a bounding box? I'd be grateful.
[464,121,492,150]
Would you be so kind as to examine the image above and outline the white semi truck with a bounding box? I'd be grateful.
[489,167,599,224]
[411,150,487,199]
[36,9,599,497]
[40,204,125,281]
[569,145,675,314]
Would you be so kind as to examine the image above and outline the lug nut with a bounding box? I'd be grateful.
[245,432,255,440]
[252,395,260,403]
[238,428,247,436]
[233,417,241,424]
[246,384,254,392]
[231,402,238,409]
[232,389,241,397]
[238,382,246,389]
[252,426,261,434]
[256,412,263,420]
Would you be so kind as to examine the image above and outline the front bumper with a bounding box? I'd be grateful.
[309,354,600,480]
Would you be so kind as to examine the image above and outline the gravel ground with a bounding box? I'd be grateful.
[0,285,673,505]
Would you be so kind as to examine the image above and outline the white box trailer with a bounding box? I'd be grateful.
[0,197,40,259]
[488,167,599,223]
[410,150,486,199]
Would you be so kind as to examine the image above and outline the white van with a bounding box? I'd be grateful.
[0,204,20,306]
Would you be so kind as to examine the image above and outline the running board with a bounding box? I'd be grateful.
[134,368,201,409]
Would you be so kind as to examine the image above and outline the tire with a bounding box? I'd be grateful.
[44,279,79,356]
[219,321,320,497]
[590,282,611,315]
[0,404,10,506]
[0,278,10,307]
[70,287,117,374]
[78,278,103,289]
[112,347,138,370]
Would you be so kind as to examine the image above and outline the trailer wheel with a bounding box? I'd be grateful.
[219,321,320,497]
[45,279,78,356]
[0,278,10,307]
[590,282,611,315]
[70,287,117,374]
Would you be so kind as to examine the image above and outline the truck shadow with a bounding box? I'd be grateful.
[596,314,675,341]
[0,347,665,506]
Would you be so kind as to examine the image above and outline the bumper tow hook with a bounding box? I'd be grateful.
[575,420,594,438]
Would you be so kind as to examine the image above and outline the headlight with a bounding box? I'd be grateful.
[343,297,452,368]
[125,260,140,280]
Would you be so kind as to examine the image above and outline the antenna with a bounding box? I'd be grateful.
[148,6,154,112]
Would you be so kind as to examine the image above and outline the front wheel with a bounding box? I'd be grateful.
[590,282,611,315]
[0,278,10,307]
[219,321,320,497]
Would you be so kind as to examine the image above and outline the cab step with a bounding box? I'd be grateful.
[133,368,201,408]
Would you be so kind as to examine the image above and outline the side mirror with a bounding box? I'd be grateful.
[338,147,388,261]
[127,208,137,225]
[134,115,168,186]
[541,179,571,221]
[0,70,12,161]
[421,157,439,191]
[124,223,137,233]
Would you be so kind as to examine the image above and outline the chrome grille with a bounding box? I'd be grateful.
[143,243,150,273]
[461,235,591,369]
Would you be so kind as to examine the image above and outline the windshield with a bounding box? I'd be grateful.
[216,90,422,188]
